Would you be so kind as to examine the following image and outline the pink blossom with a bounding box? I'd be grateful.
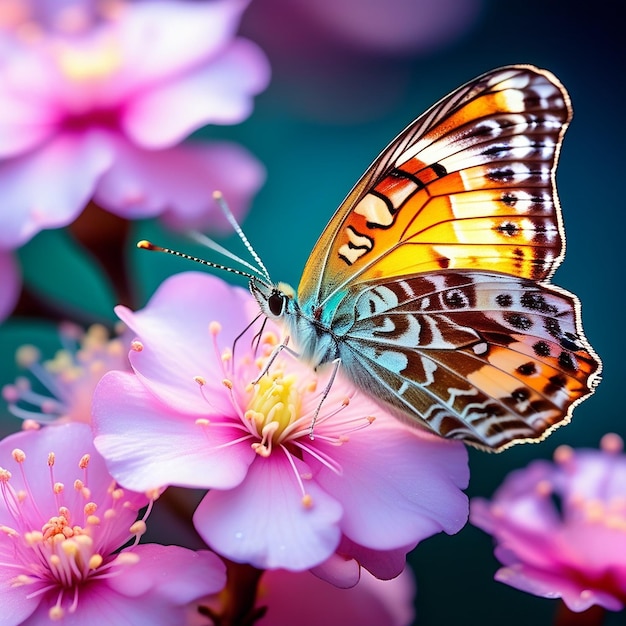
[0,0,269,250]
[0,422,226,625]
[92,271,469,578]
[256,567,415,626]
[2,323,130,426]
[191,566,416,626]
[471,434,626,613]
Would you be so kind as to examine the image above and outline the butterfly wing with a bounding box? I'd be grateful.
[298,65,572,310]
[292,65,600,450]
[334,272,599,451]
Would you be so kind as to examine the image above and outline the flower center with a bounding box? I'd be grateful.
[245,370,302,456]
[0,445,146,621]
[2,323,127,427]
[201,321,376,507]
[56,34,122,83]
[22,507,104,592]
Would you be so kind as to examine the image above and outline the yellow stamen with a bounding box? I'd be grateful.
[247,372,301,440]
[56,37,122,82]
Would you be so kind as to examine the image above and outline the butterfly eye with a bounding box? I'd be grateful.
[268,292,286,317]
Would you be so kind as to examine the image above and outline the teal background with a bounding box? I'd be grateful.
[1,1,624,624]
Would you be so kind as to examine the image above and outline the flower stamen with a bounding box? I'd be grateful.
[3,325,129,426]
[0,439,149,619]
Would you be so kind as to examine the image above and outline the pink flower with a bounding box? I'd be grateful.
[92,272,469,579]
[191,567,416,626]
[0,0,269,319]
[471,434,626,613]
[0,422,226,625]
[2,323,130,426]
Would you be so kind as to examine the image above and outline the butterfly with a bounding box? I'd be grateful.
[142,65,601,452]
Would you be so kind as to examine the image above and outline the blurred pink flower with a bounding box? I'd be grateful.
[0,0,269,319]
[92,272,469,578]
[0,422,226,625]
[471,434,626,613]
[0,0,269,241]
[2,322,130,426]
[191,566,416,626]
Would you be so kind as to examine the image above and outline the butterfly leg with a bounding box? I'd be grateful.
[308,358,341,440]
[250,336,300,384]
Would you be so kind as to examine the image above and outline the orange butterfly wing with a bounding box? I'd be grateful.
[291,65,600,451]
[298,65,571,307]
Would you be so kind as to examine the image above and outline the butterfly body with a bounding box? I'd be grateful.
[251,278,342,369]
[249,64,601,451]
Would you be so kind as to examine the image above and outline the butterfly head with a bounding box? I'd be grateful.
[250,276,339,369]
[249,278,298,323]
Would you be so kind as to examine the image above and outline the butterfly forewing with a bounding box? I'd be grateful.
[334,272,598,451]
[298,66,571,309]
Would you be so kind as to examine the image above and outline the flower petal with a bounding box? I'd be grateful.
[116,0,253,85]
[114,272,252,416]
[0,44,60,158]
[0,131,114,248]
[311,539,413,588]
[252,567,415,626]
[123,38,270,148]
[312,423,469,550]
[93,140,264,230]
[337,536,413,581]
[194,455,342,570]
[20,581,191,626]
[0,562,40,626]
[93,371,254,491]
[494,563,624,613]
[310,551,361,588]
[107,545,226,602]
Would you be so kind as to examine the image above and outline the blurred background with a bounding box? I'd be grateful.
[1,0,624,624]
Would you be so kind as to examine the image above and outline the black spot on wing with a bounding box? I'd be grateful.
[517,361,537,376]
[495,294,513,308]
[504,312,533,331]
[558,351,577,372]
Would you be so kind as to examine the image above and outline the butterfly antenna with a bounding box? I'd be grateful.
[212,190,271,282]
[188,231,268,281]
[137,240,258,282]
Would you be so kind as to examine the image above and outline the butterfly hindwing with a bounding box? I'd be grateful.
[298,65,571,310]
[334,272,598,451]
